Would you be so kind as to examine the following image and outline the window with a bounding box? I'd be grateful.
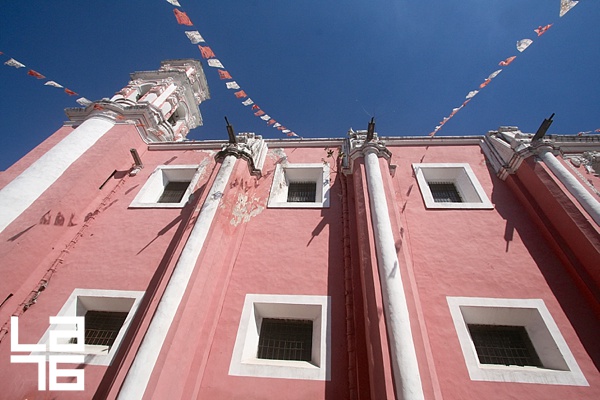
[35,289,144,366]
[413,163,493,209]
[158,181,190,203]
[468,324,542,367]
[229,294,331,381]
[83,311,129,348]
[287,182,317,203]
[257,319,313,361]
[268,163,330,208]
[447,297,588,385]
[129,165,200,208]
[428,182,462,203]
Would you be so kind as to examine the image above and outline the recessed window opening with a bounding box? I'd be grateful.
[258,318,313,362]
[428,182,463,203]
[76,311,128,348]
[287,182,317,203]
[413,163,493,209]
[468,324,542,367]
[158,181,190,203]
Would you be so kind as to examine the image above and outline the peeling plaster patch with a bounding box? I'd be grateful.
[230,193,264,226]
[268,148,288,166]
[197,149,216,157]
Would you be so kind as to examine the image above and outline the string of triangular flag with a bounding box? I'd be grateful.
[166,0,300,138]
[428,0,585,137]
[0,51,92,106]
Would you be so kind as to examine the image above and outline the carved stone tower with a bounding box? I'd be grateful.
[67,59,210,142]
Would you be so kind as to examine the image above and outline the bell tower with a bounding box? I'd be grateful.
[67,59,210,142]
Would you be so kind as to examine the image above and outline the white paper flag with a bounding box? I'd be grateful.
[76,97,92,106]
[273,123,281,128]
[465,90,479,100]
[226,81,240,90]
[516,38,533,52]
[560,0,579,17]
[4,58,25,68]
[242,98,254,106]
[185,31,205,44]
[260,115,271,121]
[207,59,224,68]
[488,69,502,80]
[44,81,64,88]
[166,0,181,7]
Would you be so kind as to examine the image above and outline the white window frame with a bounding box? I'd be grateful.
[129,165,201,208]
[413,163,493,209]
[447,296,588,386]
[229,294,331,381]
[267,163,330,208]
[34,289,144,366]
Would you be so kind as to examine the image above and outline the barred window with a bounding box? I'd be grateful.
[158,181,190,203]
[83,311,129,348]
[468,324,542,367]
[287,182,317,203]
[257,318,313,362]
[428,182,462,203]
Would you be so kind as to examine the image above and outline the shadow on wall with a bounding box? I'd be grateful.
[484,158,600,372]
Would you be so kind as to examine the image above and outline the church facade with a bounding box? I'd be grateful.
[0,60,598,399]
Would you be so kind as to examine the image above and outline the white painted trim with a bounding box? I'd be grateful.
[447,297,588,386]
[0,117,115,234]
[537,150,600,225]
[34,289,144,366]
[128,165,202,208]
[229,294,331,381]
[413,163,494,209]
[118,155,237,400]
[364,150,425,400]
[267,163,330,208]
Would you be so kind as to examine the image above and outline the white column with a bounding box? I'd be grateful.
[0,117,115,234]
[118,155,237,400]
[538,149,600,226]
[363,149,424,400]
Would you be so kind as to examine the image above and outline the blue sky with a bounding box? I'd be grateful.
[1,1,598,170]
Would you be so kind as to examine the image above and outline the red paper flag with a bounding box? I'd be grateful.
[218,70,232,80]
[254,110,265,116]
[267,119,276,125]
[234,90,247,98]
[173,9,193,26]
[535,24,552,36]
[198,46,215,59]
[252,104,260,110]
[499,56,517,66]
[64,88,78,96]
[277,126,286,131]
[27,69,45,79]
[479,79,491,89]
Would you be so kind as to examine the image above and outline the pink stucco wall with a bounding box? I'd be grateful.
[1,132,598,400]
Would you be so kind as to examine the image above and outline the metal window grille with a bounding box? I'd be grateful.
[287,181,317,202]
[468,324,543,367]
[83,311,128,347]
[158,181,190,203]
[428,182,463,203]
[257,318,313,361]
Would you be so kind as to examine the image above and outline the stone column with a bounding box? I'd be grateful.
[534,145,600,225]
[344,130,424,400]
[118,133,266,399]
